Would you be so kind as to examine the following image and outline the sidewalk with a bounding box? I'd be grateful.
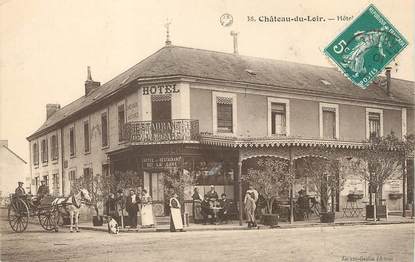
[61,214,414,233]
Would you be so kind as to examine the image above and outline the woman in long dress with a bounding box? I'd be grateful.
[244,191,257,228]
[192,187,203,223]
[169,193,184,232]
[140,189,155,228]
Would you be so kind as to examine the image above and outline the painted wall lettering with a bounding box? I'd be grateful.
[142,83,179,95]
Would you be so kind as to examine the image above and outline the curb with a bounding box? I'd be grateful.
[59,219,414,233]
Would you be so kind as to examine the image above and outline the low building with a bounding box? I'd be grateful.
[0,140,29,206]
[27,42,414,220]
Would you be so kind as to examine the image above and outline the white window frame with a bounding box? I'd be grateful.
[212,92,237,135]
[366,108,383,139]
[319,103,339,139]
[267,97,290,136]
[101,109,110,148]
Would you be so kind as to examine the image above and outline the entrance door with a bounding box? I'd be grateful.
[143,171,165,216]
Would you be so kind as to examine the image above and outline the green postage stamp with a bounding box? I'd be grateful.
[324,4,408,88]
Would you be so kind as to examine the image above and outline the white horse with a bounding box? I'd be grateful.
[52,188,91,232]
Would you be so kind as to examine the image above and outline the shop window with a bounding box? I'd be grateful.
[33,143,39,166]
[50,135,58,161]
[69,127,76,157]
[118,104,125,142]
[151,95,172,121]
[84,120,90,153]
[41,139,48,163]
[101,112,108,147]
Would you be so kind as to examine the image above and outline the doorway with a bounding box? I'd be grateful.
[143,171,165,216]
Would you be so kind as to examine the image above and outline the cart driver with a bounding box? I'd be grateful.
[15,182,26,197]
[37,180,50,201]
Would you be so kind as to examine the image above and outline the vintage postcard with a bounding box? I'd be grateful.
[0,1,414,262]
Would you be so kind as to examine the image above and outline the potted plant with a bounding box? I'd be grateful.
[301,157,345,223]
[243,157,293,227]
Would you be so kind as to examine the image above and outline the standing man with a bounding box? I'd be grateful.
[37,180,49,201]
[15,182,26,197]
[126,189,139,228]
[116,189,126,228]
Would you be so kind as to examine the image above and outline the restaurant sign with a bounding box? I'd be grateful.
[142,156,182,169]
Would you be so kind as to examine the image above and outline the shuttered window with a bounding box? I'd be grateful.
[217,97,233,133]
[41,139,48,163]
[101,112,108,147]
[33,143,39,166]
[271,103,286,135]
[118,105,125,142]
[369,112,381,138]
[84,121,90,153]
[51,135,58,161]
[322,107,336,139]
[69,127,75,157]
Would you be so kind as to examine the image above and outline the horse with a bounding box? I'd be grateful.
[52,188,92,232]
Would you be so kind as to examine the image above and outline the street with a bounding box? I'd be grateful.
[0,219,413,262]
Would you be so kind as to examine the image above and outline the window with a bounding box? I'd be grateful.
[319,103,339,139]
[69,127,75,157]
[213,92,237,135]
[366,108,383,139]
[217,100,233,133]
[101,112,108,147]
[271,103,286,136]
[84,121,90,153]
[102,164,109,177]
[50,135,58,161]
[151,95,172,121]
[268,98,290,136]
[83,167,93,180]
[369,112,381,138]
[41,139,48,163]
[52,173,60,196]
[118,104,125,142]
[35,176,40,190]
[69,170,76,181]
[42,175,49,186]
[33,143,39,166]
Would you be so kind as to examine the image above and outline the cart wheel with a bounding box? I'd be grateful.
[8,198,29,233]
[38,206,60,231]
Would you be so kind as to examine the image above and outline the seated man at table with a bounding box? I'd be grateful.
[201,196,213,225]
[218,193,231,223]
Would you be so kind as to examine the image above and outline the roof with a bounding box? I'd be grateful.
[1,145,27,164]
[28,45,415,140]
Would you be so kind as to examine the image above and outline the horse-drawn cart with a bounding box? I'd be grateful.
[8,194,60,233]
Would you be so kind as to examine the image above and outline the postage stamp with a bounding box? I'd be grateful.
[324,4,408,88]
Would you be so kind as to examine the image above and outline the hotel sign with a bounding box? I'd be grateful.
[142,156,182,169]
[142,83,179,95]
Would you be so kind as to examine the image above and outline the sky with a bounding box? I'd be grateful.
[0,0,414,161]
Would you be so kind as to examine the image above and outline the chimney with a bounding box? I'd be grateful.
[230,31,239,54]
[85,66,100,96]
[46,104,61,119]
[385,66,391,96]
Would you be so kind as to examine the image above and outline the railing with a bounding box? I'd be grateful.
[124,119,199,143]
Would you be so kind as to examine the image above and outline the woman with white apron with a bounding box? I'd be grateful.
[169,193,184,232]
[140,189,155,228]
